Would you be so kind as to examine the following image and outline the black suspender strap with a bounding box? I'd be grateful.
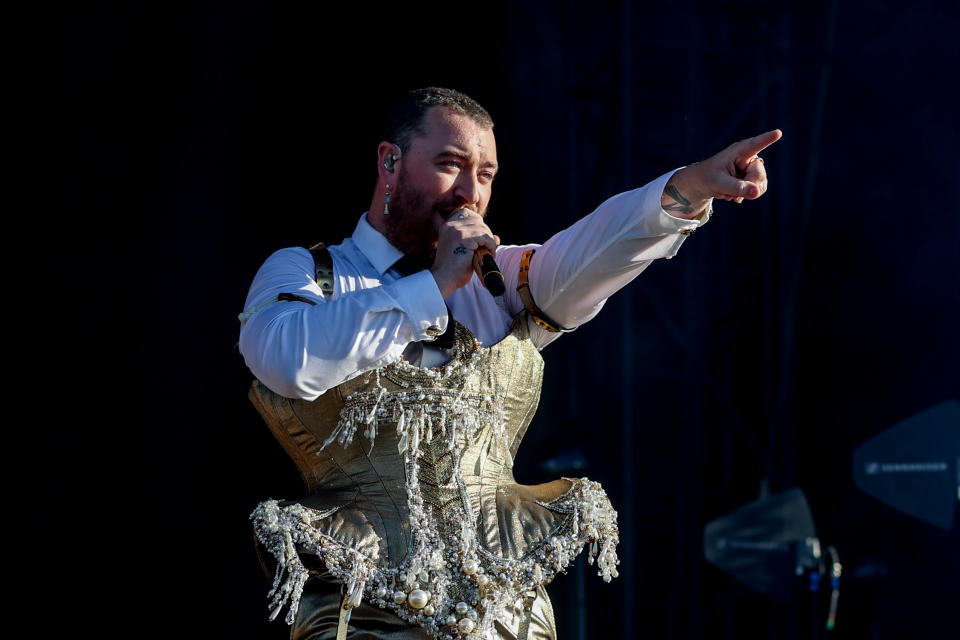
[308,242,335,296]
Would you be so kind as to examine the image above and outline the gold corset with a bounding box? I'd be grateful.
[250,319,619,639]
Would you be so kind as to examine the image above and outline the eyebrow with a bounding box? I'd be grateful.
[436,148,499,171]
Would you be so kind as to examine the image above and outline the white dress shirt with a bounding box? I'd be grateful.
[239,169,708,400]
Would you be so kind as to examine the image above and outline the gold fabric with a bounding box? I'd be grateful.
[250,318,618,639]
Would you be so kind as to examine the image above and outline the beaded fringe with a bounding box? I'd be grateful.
[250,327,619,638]
[251,476,619,638]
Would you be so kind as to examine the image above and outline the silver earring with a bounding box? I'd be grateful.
[384,184,391,216]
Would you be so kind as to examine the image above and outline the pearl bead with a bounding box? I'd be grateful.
[446,615,458,626]
[477,574,490,586]
[466,610,478,620]
[393,591,407,605]
[407,589,430,609]
[462,559,479,575]
[375,587,387,599]
[458,618,476,633]
[455,601,469,615]
[423,604,436,617]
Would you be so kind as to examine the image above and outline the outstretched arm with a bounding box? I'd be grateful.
[494,130,781,347]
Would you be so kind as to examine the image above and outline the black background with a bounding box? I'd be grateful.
[53,2,958,638]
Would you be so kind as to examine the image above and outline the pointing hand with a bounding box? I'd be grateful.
[662,129,782,218]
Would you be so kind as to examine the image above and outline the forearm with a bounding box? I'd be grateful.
[662,170,714,218]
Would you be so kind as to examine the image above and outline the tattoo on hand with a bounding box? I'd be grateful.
[454,245,468,256]
[663,185,694,214]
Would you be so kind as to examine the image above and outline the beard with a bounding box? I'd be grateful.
[383,168,460,268]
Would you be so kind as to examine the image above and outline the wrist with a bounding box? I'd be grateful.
[430,267,457,300]
[663,167,711,218]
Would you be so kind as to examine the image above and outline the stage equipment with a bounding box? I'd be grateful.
[853,399,959,530]
[704,488,842,638]
[703,488,821,603]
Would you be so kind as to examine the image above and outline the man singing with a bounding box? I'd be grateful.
[239,87,779,640]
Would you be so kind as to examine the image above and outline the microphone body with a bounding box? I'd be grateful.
[474,249,505,296]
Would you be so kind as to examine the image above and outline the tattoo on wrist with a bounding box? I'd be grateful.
[453,245,468,256]
[663,185,694,214]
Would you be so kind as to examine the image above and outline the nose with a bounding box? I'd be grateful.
[453,171,482,210]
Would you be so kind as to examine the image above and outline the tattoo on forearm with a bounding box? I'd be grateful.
[454,245,468,256]
[663,185,695,214]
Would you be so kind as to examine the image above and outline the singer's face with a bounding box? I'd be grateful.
[383,107,498,263]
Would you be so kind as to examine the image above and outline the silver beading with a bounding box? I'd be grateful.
[250,326,620,638]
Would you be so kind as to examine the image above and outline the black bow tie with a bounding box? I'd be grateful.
[391,254,430,277]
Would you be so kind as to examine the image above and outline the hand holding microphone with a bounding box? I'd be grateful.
[431,208,503,299]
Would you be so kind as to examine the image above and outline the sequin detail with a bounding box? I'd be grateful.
[250,323,620,638]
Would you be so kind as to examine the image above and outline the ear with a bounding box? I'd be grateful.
[377,141,402,182]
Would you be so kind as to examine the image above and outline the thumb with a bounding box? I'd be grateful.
[716,173,759,199]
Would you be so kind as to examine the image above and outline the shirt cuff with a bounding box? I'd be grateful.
[664,199,712,235]
[393,269,449,340]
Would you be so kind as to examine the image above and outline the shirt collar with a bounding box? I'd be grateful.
[351,212,405,275]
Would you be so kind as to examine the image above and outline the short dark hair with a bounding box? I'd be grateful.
[383,87,494,153]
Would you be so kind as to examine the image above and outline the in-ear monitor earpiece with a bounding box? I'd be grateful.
[383,146,402,171]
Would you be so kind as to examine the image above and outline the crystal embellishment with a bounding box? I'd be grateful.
[250,323,620,638]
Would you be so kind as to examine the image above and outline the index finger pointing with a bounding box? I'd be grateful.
[734,129,783,157]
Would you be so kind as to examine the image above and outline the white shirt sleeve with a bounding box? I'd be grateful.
[494,169,709,349]
[238,247,449,400]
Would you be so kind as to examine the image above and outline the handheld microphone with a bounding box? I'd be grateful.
[474,250,505,296]
[448,207,505,296]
